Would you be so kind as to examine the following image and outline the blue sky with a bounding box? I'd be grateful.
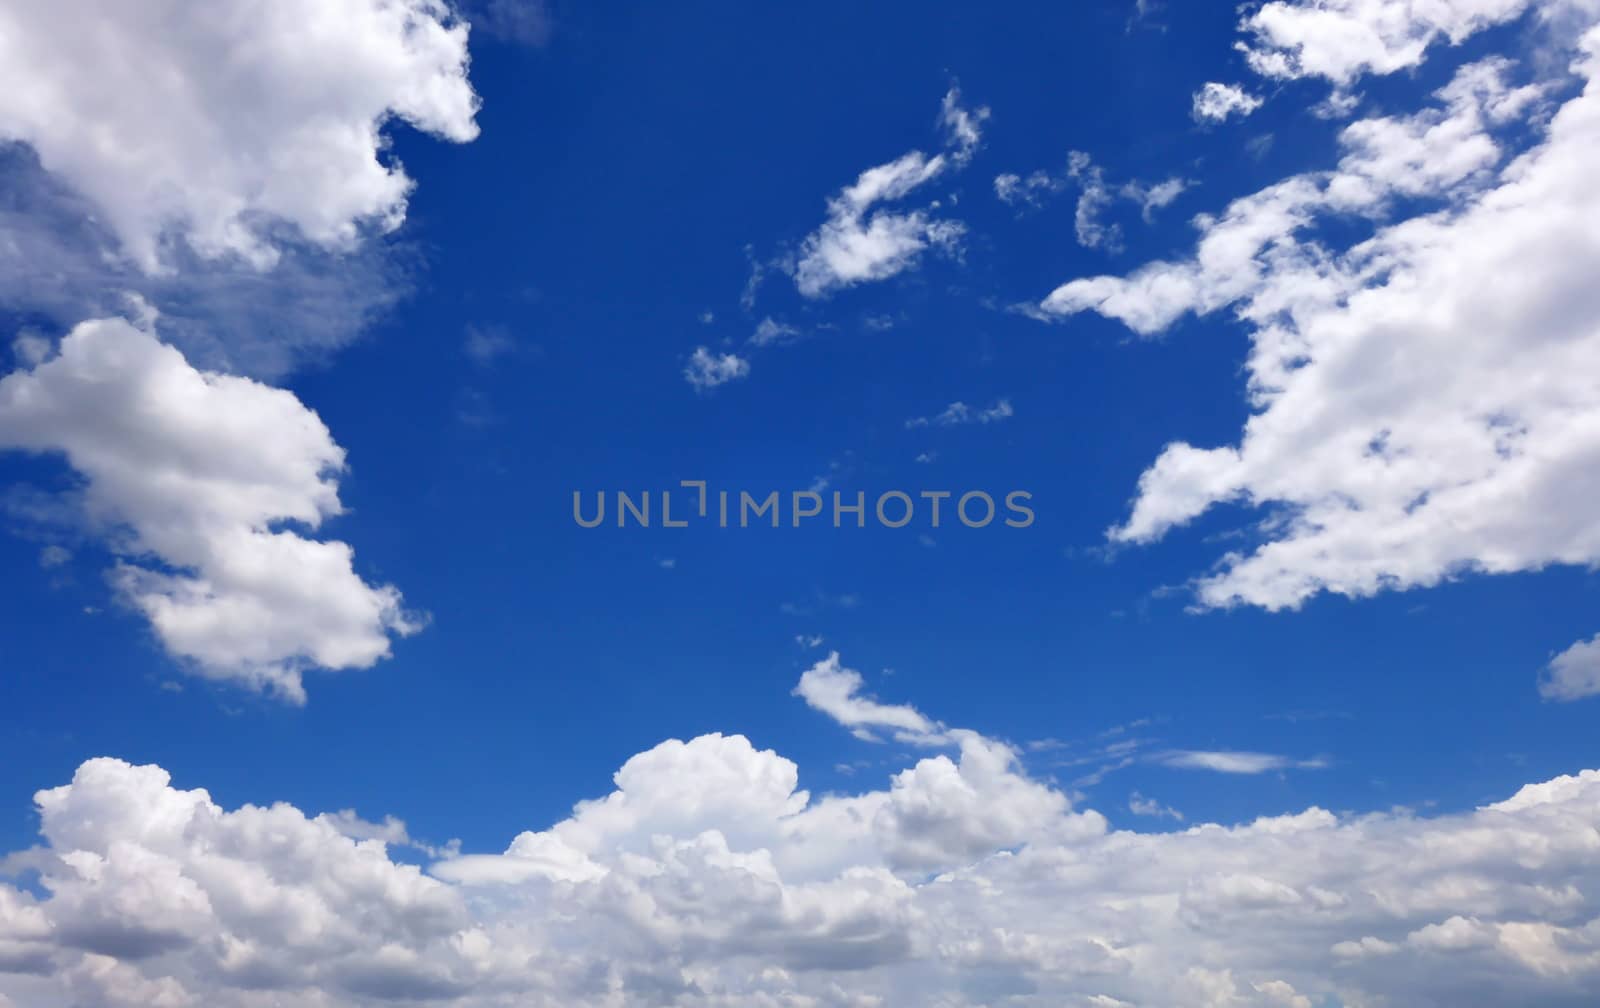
[2,2,1600,1006]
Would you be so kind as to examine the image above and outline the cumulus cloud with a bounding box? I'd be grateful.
[0,1,475,691]
[1238,0,1544,85]
[790,89,987,298]
[0,0,478,273]
[1039,38,1597,611]
[683,346,750,390]
[1539,634,1600,701]
[0,316,419,702]
[793,651,943,742]
[1193,82,1265,122]
[4,678,1600,1006]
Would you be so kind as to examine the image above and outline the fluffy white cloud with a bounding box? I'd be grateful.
[3,672,1600,1007]
[790,89,987,298]
[0,0,478,272]
[793,652,942,742]
[0,316,418,701]
[683,346,751,390]
[1040,35,1600,614]
[1238,0,1544,85]
[1193,82,1265,122]
[1540,634,1600,701]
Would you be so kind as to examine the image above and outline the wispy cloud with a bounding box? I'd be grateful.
[683,346,750,390]
[1156,750,1330,774]
[995,150,1190,251]
[906,398,1013,428]
[789,88,988,298]
[749,317,802,347]
[1129,791,1185,821]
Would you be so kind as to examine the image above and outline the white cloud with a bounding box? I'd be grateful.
[1070,152,1123,251]
[0,144,419,381]
[683,346,751,390]
[10,333,49,368]
[1314,88,1368,119]
[997,152,1189,243]
[793,651,942,742]
[994,170,1058,206]
[0,0,478,272]
[1124,175,1193,220]
[1539,633,1600,701]
[790,89,986,298]
[906,398,1014,429]
[467,0,554,48]
[0,316,419,702]
[5,692,1600,1006]
[1158,750,1329,774]
[1129,792,1185,820]
[940,87,990,165]
[1040,44,1600,612]
[463,324,515,365]
[1193,82,1265,123]
[1239,0,1542,85]
[749,317,801,347]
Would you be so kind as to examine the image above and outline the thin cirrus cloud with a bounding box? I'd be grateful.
[995,151,1190,252]
[1157,750,1330,774]
[748,316,803,347]
[0,143,420,382]
[4,666,1600,1006]
[906,398,1014,429]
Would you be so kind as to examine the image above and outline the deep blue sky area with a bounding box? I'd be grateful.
[2,0,1595,862]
